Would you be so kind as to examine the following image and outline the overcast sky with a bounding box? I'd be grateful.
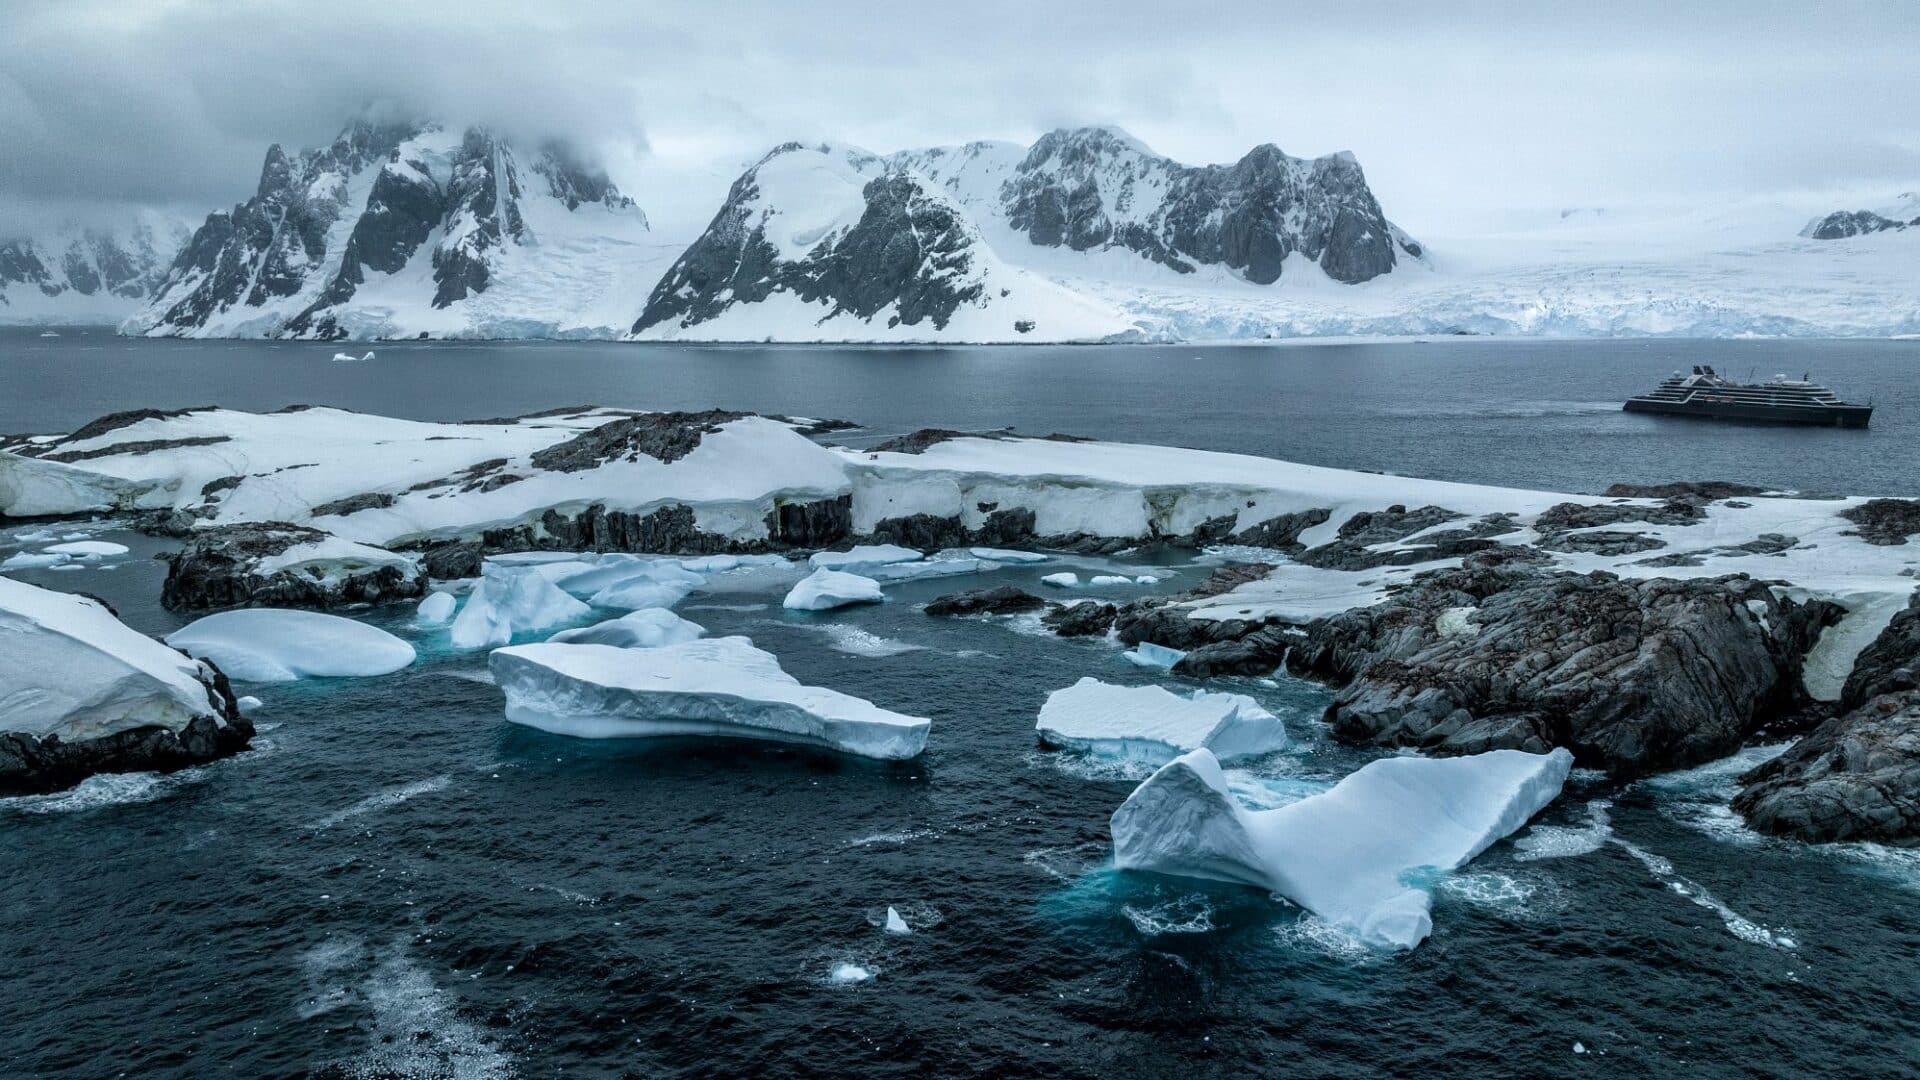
[3,0,1915,236]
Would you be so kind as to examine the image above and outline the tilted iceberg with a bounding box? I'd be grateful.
[449,562,593,649]
[1037,678,1287,764]
[547,609,706,648]
[1110,746,1573,949]
[784,568,885,611]
[165,609,417,682]
[489,636,930,759]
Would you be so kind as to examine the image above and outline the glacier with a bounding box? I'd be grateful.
[488,636,931,759]
[1110,747,1574,948]
[1036,678,1287,764]
[165,609,416,682]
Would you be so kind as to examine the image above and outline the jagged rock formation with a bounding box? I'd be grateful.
[0,215,190,323]
[923,585,1047,617]
[129,120,647,340]
[1802,195,1920,240]
[161,521,426,611]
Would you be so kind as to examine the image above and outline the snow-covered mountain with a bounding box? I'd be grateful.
[1801,193,1919,239]
[630,142,1138,343]
[0,214,190,324]
[128,120,663,340]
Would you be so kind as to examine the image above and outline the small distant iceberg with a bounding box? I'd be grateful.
[784,567,884,612]
[38,330,59,338]
[1037,678,1286,764]
[331,350,375,362]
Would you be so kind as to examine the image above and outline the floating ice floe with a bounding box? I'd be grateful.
[784,568,884,611]
[1041,572,1080,588]
[166,609,417,682]
[1123,642,1187,669]
[449,563,592,650]
[1110,746,1573,949]
[547,608,705,648]
[1,551,70,570]
[44,540,129,558]
[416,591,458,625]
[809,545,923,571]
[863,556,987,583]
[969,548,1048,564]
[1089,574,1133,587]
[828,962,873,985]
[884,907,911,935]
[1037,678,1287,764]
[489,636,931,759]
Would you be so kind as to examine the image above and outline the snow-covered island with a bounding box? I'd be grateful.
[3,403,1918,842]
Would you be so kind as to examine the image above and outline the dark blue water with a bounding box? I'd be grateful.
[3,329,1917,495]
[4,334,1920,1077]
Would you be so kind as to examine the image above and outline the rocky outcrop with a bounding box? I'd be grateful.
[528,410,748,470]
[923,585,1047,617]
[1839,594,1920,708]
[1839,499,1920,546]
[161,521,425,611]
[0,214,189,319]
[1802,210,1916,240]
[0,710,253,796]
[1044,601,1117,637]
[1733,690,1920,843]
[1602,480,1767,503]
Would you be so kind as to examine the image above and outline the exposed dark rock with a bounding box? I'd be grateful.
[1310,562,1827,775]
[529,410,748,471]
[868,513,973,550]
[765,495,853,549]
[867,428,1001,455]
[62,406,217,444]
[42,435,231,463]
[310,491,397,517]
[1602,480,1768,502]
[1174,625,1304,678]
[418,540,485,579]
[1734,690,1920,843]
[1535,499,1702,532]
[1840,499,1920,546]
[161,521,424,611]
[924,586,1047,617]
[1537,529,1666,556]
[1294,506,1515,570]
[1230,508,1332,552]
[1044,602,1117,637]
[1803,209,1915,240]
[199,475,244,499]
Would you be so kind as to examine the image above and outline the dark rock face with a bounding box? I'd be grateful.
[1733,690,1920,843]
[1309,561,1823,775]
[432,129,529,308]
[418,540,486,579]
[1294,506,1517,570]
[455,495,853,559]
[1000,128,1413,285]
[635,150,992,335]
[1803,210,1916,240]
[528,410,748,471]
[1602,481,1768,502]
[161,521,425,611]
[1840,499,1920,545]
[0,656,250,797]
[924,585,1047,617]
[1044,602,1117,637]
[309,492,397,517]
[1841,595,1920,709]
[40,435,230,464]
[0,225,180,306]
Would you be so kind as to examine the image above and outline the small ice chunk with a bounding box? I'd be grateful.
[1037,678,1287,763]
[1123,642,1187,669]
[1,551,70,570]
[547,609,705,648]
[44,540,129,558]
[1573,1043,1587,1055]
[828,962,872,984]
[416,591,457,624]
[969,548,1048,564]
[449,563,592,650]
[1040,572,1079,588]
[490,637,930,759]
[784,568,884,612]
[165,609,416,682]
[236,695,263,713]
[1110,746,1574,949]
[1089,575,1133,587]
[1134,575,1162,585]
[884,907,911,935]
[809,545,923,571]
[1436,606,1478,638]
[864,557,985,583]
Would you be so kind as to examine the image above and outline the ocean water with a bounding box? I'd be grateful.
[3,337,1920,1077]
[3,330,1918,495]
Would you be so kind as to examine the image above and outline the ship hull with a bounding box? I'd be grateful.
[1623,398,1872,428]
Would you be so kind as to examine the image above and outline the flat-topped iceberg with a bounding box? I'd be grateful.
[548,609,705,648]
[1111,746,1573,949]
[165,609,417,682]
[489,636,930,759]
[784,568,884,612]
[810,545,923,571]
[1123,642,1187,669]
[1037,678,1287,764]
[449,562,593,649]
[0,576,247,793]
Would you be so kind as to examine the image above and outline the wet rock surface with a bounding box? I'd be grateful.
[161,521,425,612]
[923,586,1047,617]
[1840,499,1920,546]
[1043,601,1117,637]
[1734,690,1920,843]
